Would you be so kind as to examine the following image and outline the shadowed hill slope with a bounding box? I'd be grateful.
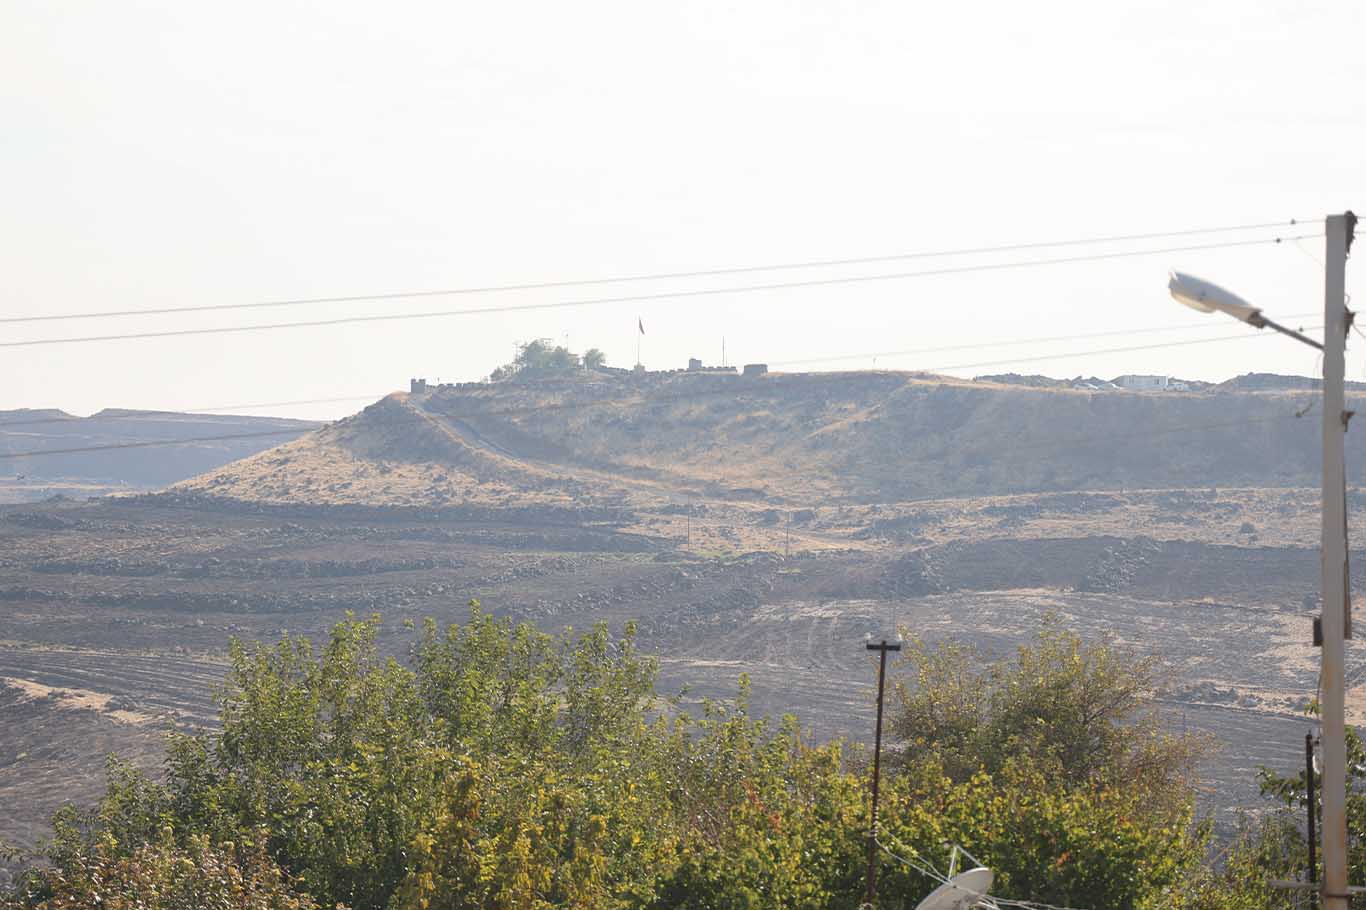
[0,409,319,502]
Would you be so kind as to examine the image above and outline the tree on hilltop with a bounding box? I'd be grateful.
[487,339,607,381]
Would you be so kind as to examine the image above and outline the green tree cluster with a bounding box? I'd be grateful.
[1182,721,1366,910]
[488,340,606,382]
[4,610,1222,910]
[892,621,1201,819]
[10,828,316,910]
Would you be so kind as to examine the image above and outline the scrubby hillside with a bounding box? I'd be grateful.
[177,370,1353,510]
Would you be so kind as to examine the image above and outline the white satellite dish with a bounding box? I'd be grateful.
[913,867,995,910]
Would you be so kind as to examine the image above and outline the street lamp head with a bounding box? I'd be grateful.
[1168,271,1265,326]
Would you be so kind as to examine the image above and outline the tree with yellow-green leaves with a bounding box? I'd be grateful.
[4,605,1228,910]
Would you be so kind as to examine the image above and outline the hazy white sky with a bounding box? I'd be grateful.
[2,0,1364,420]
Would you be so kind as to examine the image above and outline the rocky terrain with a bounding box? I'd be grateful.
[2,369,1362,865]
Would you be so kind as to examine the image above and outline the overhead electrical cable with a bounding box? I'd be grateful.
[0,322,1308,438]
[771,313,1319,367]
[0,428,310,458]
[876,835,1098,910]
[0,396,377,430]
[0,234,1322,350]
[0,315,1320,431]
[0,218,1315,325]
[0,338,1318,460]
[839,325,1321,375]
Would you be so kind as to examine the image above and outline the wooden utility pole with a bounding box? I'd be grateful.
[864,638,901,908]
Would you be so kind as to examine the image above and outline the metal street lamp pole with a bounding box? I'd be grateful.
[1171,212,1357,908]
[1320,212,1356,910]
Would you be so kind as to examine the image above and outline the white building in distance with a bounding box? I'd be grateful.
[1114,374,1170,391]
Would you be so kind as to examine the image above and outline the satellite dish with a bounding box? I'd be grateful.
[913,868,994,910]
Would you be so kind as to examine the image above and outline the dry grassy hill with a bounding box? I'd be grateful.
[176,370,1355,513]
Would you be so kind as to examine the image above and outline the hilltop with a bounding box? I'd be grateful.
[177,369,1351,513]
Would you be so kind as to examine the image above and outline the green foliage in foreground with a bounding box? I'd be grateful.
[893,620,1203,820]
[12,830,317,910]
[3,608,1248,910]
[1185,720,1366,910]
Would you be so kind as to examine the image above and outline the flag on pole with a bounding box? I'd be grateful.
[638,317,645,335]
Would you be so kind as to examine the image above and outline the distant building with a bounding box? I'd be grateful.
[1114,374,1169,391]
[682,359,737,374]
[410,378,428,394]
[743,363,769,377]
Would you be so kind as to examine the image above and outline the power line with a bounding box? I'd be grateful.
[0,316,1315,432]
[0,323,1305,441]
[1,219,1316,326]
[772,313,1320,368]
[0,234,1322,350]
[0,396,374,431]
[877,835,1098,910]
[0,428,308,458]
[883,325,1321,376]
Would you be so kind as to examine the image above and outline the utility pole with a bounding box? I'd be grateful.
[864,638,901,909]
[1168,214,1355,907]
[1308,732,1319,910]
[1320,211,1356,910]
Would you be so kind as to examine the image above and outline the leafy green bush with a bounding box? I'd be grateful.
[4,831,314,910]
[893,620,1201,820]
[5,607,1215,910]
